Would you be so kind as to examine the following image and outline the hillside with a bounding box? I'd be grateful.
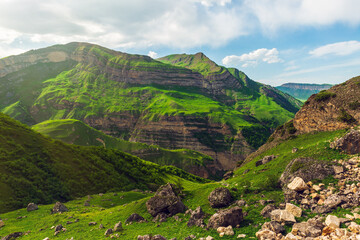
[32,119,218,179]
[0,112,205,213]
[276,83,332,101]
[0,42,301,175]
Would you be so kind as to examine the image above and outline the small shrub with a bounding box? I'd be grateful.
[290,161,304,173]
[337,108,356,123]
[314,91,336,102]
[285,121,297,134]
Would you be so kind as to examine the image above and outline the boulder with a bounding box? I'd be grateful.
[256,155,278,167]
[285,203,302,217]
[255,229,277,240]
[208,187,232,208]
[217,225,234,236]
[153,235,167,240]
[207,206,243,229]
[287,177,308,192]
[223,171,233,180]
[1,232,23,240]
[261,204,276,218]
[187,206,205,227]
[333,165,344,174]
[312,194,344,214]
[279,158,334,188]
[137,235,151,240]
[113,221,123,232]
[146,183,186,218]
[54,224,63,232]
[325,215,340,229]
[51,202,68,214]
[261,221,285,234]
[330,129,360,154]
[126,213,146,223]
[104,228,113,236]
[270,209,296,223]
[26,203,38,212]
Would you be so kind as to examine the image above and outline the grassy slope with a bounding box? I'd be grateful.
[0,126,351,239]
[0,113,206,213]
[31,119,215,177]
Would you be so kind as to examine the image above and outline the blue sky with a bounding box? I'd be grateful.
[0,0,360,86]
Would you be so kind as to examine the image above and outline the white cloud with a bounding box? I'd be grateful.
[222,48,282,67]
[0,46,25,58]
[198,0,231,7]
[244,0,360,34]
[309,41,360,57]
[148,51,158,59]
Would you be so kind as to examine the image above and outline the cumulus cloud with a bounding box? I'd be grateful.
[244,0,360,34]
[222,48,282,67]
[0,0,248,50]
[309,41,360,57]
[148,51,158,59]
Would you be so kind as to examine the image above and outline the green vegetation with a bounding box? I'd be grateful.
[0,112,206,213]
[31,119,216,177]
[349,101,360,110]
[229,129,348,194]
[314,90,337,102]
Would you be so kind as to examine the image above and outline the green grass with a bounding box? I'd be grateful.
[0,112,206,213]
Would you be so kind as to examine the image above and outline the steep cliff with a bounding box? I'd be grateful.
[0,42,301,174]
[276,83,332,100]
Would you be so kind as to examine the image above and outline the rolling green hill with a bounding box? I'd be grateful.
[31,119,218,179]
[0,112,206,213]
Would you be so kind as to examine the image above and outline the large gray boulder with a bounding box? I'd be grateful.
[126,213,146,223]
[207,206,243,229]
[208,187,232,208]
[26,203,38,212]
[146,183,186,218]
[330,129,360,154]
[279,158,334,188]
[51,202,68,214]
[187,206,206,227]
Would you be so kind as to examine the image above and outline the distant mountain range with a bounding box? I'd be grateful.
[276,83,332,101]
[0,42,301,177]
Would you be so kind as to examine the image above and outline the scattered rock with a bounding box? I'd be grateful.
[261,221,285,234]
[236,199,246,207]
[292,148,298,153]
[88,222,97,226]
[223,171,233,180]
[261,204,276,218]
[187,206,205,227]
[217,225,234,237]
[255,229,277,240]
[126,213,146,223]
[51,202,68,214]
[270,209,296,223]
[285,203,302,217]
[287,177,308,192]
[256,155,278,166]
[54,224,63,232]
[113,221,123,232]
[0,220,4,228]
[207,206,243,229]
[26,203,38,212]
[325,215,340,228]
[146,183,186,218]
[208,187,232,208]
[104,228,113,236]
[1,232,23,240]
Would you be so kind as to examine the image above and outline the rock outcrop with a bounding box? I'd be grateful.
[208,188,232,208]
[330,129,360,154]
[207,207,243,229]
[51,202,68,214]
[146,183,186,219]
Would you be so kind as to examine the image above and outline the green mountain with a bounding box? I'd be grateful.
[0,42,301,175]
[32,119,217,179]
[0,112,205,213]
[276,83,332,101]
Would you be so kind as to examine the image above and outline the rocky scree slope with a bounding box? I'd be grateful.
[0,42,301,176]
